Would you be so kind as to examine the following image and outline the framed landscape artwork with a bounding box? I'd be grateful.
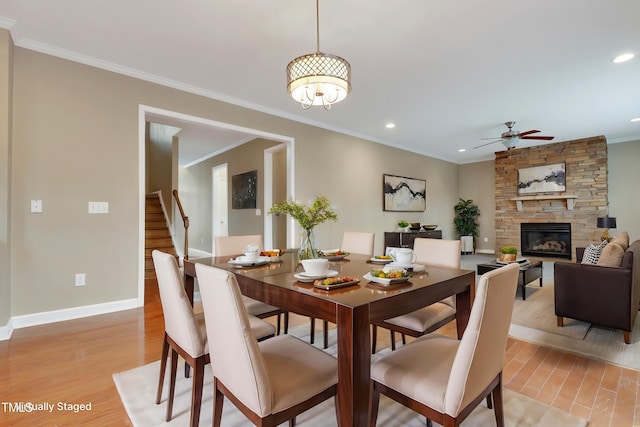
[517,163,566,195]
[383,174,426,211]
[232,170,257,209]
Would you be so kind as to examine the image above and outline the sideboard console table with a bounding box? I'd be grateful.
[384,230,443,248]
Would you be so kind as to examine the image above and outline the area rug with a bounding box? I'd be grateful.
[114,326,586,427]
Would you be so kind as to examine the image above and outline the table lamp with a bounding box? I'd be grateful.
[597,216,617,241]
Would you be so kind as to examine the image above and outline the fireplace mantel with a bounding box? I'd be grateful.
[511,195,578,212]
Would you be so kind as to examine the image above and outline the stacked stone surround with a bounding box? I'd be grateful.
[495,135,608,261]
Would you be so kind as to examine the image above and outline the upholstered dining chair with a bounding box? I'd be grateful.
[310,231,376,349]
[195,263,338,427]
[371,238,461,353]
[152,250,276,427]
[214,234,289,335]
[369,262,519,427]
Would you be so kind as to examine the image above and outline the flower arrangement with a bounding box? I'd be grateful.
[500,245,518,262]
[397,220,409,231]
[268,196,338,259]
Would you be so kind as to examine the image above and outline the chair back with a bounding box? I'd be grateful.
[152,250,206,357]
[215,235,263,257]
[341,231,375,256]
[413,238,461,268]
[196,263,273,416]
[444,263,519,416]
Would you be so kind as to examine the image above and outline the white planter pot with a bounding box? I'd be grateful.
[460,236,474,254]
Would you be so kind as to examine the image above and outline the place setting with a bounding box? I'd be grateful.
[228,244,276,267]
[293,258,360,290]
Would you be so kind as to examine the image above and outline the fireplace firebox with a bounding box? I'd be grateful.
[520,223,571,259]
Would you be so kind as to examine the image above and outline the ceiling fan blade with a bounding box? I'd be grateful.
[517,129,540,137]
[473,139,503,149]
[520,135,555,140]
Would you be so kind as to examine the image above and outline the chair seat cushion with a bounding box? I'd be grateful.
[385,302,456,332]
[259,335,337,414]
[243,296,280,316]
[371,333,458,412]
[248,316,276,340]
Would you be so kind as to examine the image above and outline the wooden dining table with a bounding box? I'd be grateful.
[183,251,475,427]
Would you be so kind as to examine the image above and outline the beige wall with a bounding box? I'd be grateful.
[608,140,640,241]
[0,30,13,325]
[458,160,495,253]
[7,45,459,319]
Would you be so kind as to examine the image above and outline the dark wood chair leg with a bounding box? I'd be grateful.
[283,311,289,334]
[309,317,316,344]
[492,378,505,427]
[390,330,396,351]
[276,312,282,335]
[212,378,224,427]
[371,325,378,354]
[156,334,169,404]
[323,320,329,349]
[370,382,381,427]
[401,333,406,345]
[166,349,178,421]
[486,394,493,409]
[190,358,205,427]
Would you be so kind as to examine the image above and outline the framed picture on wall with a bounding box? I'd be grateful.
[517,163,566,195]
[383,174,426,211]
[232,170,257,209]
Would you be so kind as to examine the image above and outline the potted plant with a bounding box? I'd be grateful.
[397,220,409,232]
[453,198,480,254]
[268,196,338,260]
[500,245,518,262]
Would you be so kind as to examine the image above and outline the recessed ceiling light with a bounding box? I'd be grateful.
[631,117,640,122]
[613,53,634,63]
[458,148,466,152]
[385,123,395,129]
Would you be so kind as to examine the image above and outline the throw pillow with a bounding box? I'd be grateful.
[597,242,625,267]
[581,240,607,264]
[610,231,629,251]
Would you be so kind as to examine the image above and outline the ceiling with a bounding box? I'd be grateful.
[2,1,640,165]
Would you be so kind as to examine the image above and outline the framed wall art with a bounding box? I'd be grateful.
[383,174,426,212]
[517,163,566,195]
[232,170,257,209]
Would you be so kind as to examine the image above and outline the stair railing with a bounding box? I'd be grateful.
[173,189,189,260]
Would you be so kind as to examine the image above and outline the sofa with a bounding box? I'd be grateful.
[554,233,640,344]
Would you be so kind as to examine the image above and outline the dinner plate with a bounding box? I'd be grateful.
[228,256,270,267]
[363,272,410,286]
[294,270,339,283]
[386,262,425,272]
[318,250,349,261]
[369,256,393,264]
[313,278,360,290]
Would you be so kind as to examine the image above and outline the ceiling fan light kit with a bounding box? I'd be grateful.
[474,121,555,150]
[286,0,351,110]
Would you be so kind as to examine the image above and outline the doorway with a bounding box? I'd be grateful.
[212,163,229,255]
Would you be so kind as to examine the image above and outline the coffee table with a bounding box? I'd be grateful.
[476,259,543,300]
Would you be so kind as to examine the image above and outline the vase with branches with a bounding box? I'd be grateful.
[268,196,338,260]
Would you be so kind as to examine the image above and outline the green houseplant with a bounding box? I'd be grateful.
[453,198,480,253]
[268,196,338,260]
[397,220,409,232]
[500,245,518,262]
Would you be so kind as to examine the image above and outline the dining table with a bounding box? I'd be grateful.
[183,251,475,427]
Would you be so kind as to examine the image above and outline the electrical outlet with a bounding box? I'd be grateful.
[484,237,489,242]
[75,273,86,287]
[255,209,261,216]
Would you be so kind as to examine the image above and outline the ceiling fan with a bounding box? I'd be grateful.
[474,121,555,150]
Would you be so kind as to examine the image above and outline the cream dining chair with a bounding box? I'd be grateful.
[214,234,289,334]
[195,263,338,427]
[369,262,519,427]
[152,250,275,427]
[371,238,461,353]
[310,231,376,349]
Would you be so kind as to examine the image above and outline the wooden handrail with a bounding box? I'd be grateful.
[173,189,190,260]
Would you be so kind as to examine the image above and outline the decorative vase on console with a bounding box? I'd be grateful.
[268,196,338,261]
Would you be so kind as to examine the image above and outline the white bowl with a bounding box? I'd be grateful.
[301,258,329,276]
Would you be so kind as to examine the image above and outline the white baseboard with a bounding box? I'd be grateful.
[476,249,496,255]
[188,248,212,258]
[0,298,140,341]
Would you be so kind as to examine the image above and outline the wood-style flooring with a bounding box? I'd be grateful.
[0,278,638,426]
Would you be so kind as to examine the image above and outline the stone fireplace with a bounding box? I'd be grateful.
[494,136,608,260]
[520,223,571,259]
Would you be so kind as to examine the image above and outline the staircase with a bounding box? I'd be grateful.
[145,193,177,279]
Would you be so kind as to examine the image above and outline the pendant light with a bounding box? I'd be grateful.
[286,0,351,110]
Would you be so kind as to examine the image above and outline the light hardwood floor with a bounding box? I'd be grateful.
[0,278,638,426]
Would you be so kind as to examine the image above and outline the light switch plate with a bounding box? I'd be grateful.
[88,201,109,214]
[31,200,43,213]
